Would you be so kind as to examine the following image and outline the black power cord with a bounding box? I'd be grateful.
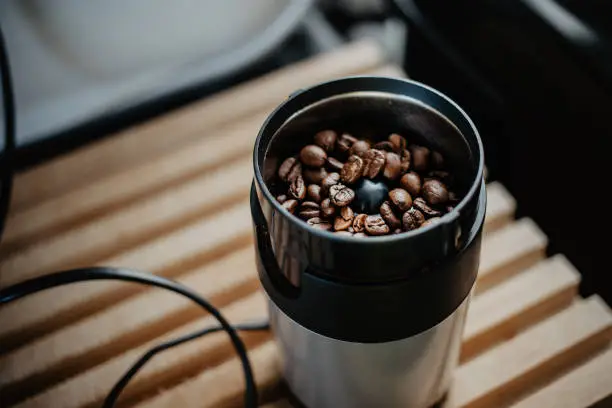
[0,25,268,408]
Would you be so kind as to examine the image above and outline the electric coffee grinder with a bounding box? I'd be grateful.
[251,77,485,408]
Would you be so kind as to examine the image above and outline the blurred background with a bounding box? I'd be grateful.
[1,0,610,303]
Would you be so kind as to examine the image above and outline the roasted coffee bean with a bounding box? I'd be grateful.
[341,155,364,184]
[422,179,449,205]
[400,171,421,196]
[383,152,401,180]
[380,201,401,230]
[320,198,336,218]
[420,217,441,228]
[354,232,367,238]
[299,201,321,220]
[373,141,395,152]
[431,151,445,169]
[349,140,370,157]
[365,214,390,236]
[352,213,367,233]
[303,167,328,184]
[278,157,301,182]
[389,188,413,212]
[314,130,337,152]
[329,184,356,207]
[282,199,298,214]
[388,133,407,153]
[276,194,287,204]
[337,133,358,153]
[402,207,425,231]
[362,149,386,179]
[326,157,344,172]
[321,172,341,195]
[335,231,353,237]
[289,175,306,200]
[307,217,332,231]
[334,216,352,231]
[334,206,355,231]
[300,145,327,167]
[400,149,411,173]
[413,197,442,217]
[409,145,430,171]
[307,184,322,203]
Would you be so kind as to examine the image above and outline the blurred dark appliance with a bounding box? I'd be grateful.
[392,0,612,304]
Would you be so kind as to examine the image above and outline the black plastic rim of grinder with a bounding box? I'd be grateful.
[251,76,486,342]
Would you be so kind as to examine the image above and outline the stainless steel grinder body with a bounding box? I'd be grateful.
[251,77,486,408]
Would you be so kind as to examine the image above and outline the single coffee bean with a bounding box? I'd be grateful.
[321,172,340,196]
[303,167,328,184]
[299,201,321,220]
[362,149,386,179]
[388,133,407,153]
[402,207,425,231]
[365,214,390,236]
[282,199,298,214]
[307,217,332,231]
[373,141,395,152]
[320,198,336,218]
[431,151,444,169]
[400,171,421,196]
[400,149,411,173]
[422,179,449,205]
[380,201,401,230]
[409,144,430,171]
[334,215,352,231]
[337,133,358,153]
[307,184,322,203]
[329,184,356,207]
[326,157,344,172]
[383,152,401,180]
[349,140,370,157]
[314,130,337,152]
[300,145,327,167]
[389,188,413,212]
[278,157,301,182]
[335,230,353,237]
[352,213,367,233]
[354,232,367,238]
[289,174,306,200]
[276,194,287,204]
[413,197,442,217]
[341,155,364,184]
[420,217,441,228]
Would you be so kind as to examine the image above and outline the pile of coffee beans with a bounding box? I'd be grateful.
[273,130,461,237]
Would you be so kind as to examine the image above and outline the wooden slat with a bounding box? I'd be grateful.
[448,296,612,408]
[477,218,548,293]
[135,340,280,408]
[10,41,384,211]
[482,182,516,234]
[0,202,252,351]
[0,114,265,252]
[462,255,580,362]
[0,160,253,287]
[0,247,259,403]
[16,292,269,408]
[509,347,612,408]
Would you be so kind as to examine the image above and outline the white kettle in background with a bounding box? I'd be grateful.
[0,0,312,146]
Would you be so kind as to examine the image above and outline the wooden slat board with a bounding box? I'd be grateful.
[1,42,611,408]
